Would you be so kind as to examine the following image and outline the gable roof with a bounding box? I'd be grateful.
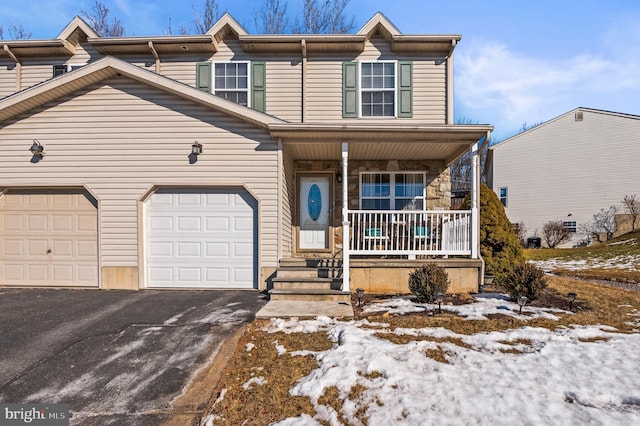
[57,16,100,42]
[0,56,284,129]
[491,107,640,151]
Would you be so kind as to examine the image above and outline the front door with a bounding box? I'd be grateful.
[299,175,331,250]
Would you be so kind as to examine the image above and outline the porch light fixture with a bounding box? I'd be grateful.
[568,292,577,311]
[518,296,528,314]
[336,173,342,183]
[436,292,444,313]
[29,140,44,157]
[191,141,203,156]
[356,288,365,306]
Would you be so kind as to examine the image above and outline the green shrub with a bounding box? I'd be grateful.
[461,183,525,283]
[408,264,450,302]
[503,263,547,301]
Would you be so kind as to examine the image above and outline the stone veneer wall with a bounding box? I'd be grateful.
[294,159,451,257]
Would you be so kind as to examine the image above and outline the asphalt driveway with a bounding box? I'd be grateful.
[0,288,267,425]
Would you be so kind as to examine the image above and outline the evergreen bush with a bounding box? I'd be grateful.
[461,183,525,283]
[408,264,450,303]
[503,263,547,301]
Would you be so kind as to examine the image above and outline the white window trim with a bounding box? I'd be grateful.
[211,61,251,108]
[67,63,87,72]
[358,60,397,118]
[359,171,426,210]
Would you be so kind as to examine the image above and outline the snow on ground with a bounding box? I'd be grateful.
[259,296,640,426]
[532,254,640,272]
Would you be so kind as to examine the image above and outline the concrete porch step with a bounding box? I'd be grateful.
[275,267,320,279]
[279,258,343,269]
[256,300,354,318]
[269,289,351,303]
[272,277,336,290]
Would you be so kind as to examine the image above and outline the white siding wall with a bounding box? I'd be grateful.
[491,110,640,247]
[0,77,279,269]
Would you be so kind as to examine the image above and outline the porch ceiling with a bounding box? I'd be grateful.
[273,123,493,164]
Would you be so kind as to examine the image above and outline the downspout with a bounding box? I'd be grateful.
[3,45,21,91]
[148,41,160,73]
[445,40,456,124]
[476,130,491,290]
[301,39,307,123]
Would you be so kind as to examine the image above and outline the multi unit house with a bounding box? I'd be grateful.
[0,13,492,295]
[487,107,640,248]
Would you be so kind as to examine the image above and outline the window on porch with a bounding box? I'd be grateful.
[359,172,426,210]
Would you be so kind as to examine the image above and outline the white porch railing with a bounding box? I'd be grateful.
[348,210,472,256]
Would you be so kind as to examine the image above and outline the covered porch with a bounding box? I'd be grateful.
[271,123,492,295]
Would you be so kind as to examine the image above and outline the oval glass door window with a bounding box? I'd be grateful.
[308,184,322,221]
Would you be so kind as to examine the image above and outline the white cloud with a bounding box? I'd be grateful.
[455,24,640,138]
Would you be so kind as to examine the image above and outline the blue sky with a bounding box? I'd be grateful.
[2,0,639,140]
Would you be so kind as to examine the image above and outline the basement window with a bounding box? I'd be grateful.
[563,221,577,233]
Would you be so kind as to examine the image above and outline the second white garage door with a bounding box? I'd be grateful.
[145,188,257,289]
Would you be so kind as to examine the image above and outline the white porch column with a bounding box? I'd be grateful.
[341,142,350,292]
[471,141,479,259]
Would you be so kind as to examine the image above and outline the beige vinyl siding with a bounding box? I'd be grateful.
[265,59,301,122]
[0,77,279,269]
[160,56,205,86]
[281,148,296,257]
[21,62,55,90]
[305,40,447,123]
[306,58,345,121]
[491,109,640,247]
[213,39,251,61]
[413,61,446,123]
[0,60,16,97]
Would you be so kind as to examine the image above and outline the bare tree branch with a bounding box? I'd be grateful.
[2,23,32,39]
[542,220,571,248]
[81,0,125,37]
[254,0,289,34]
[192,0,221,34]
[622,194,640,232]
[293,0,355,34]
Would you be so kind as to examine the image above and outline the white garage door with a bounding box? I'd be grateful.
[0,189,99,287]
[145,188,257,289]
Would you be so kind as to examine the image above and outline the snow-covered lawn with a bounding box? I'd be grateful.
[211,295,640,426]
[532,254,640,272]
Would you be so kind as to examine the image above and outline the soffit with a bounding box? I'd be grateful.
[1,40,74,57]
[88,36,217,55]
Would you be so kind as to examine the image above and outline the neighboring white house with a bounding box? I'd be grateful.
[486,107,640,248]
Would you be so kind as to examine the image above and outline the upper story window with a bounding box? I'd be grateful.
[214,62,249,106]
[361,62,395,117]
[499,187,508,207]
[343,60,412,119]
[196,61,265,113]
[360,172,426,210]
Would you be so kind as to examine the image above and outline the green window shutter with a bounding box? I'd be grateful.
[251,61,266,112]
[196,62,212,92]
[397,61,413,118]
[342,61,358,118]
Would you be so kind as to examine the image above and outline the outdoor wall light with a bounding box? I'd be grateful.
[356,288,365,306]
[436,292,444,313]
[191,141,203,156]
[336,172,342,183]
[29,140,44,157]
[568,292,577,311]
[518,296,528,314]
